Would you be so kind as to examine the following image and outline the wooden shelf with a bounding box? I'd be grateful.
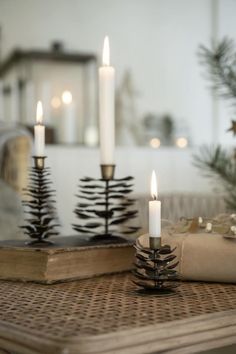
[0,48,97,77]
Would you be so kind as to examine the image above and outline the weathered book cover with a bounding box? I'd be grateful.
[0,236,134,284]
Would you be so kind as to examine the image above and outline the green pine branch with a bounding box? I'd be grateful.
[199,37,236,103]
[193,145,236,210]
[193,38,236,211]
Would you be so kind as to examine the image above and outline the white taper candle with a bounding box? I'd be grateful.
[149,170,161,237]
[34,101,45,156]
[99,36,115,164]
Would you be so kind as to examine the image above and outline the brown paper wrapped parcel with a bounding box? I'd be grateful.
[139,219,236,283]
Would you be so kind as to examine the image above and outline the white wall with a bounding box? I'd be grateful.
[0,0,216,145]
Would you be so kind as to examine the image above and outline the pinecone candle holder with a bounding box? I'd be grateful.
[20,156,59,246]
[73,164,140,243]
[133,237,179,294]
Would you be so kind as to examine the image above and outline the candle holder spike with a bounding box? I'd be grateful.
[133,237,179,295]
[72,165,140,243]
[20,156,60,246]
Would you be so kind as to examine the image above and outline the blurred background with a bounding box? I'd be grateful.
[0,0,235,237]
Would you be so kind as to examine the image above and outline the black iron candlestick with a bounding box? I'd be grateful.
[133,236,179,294]
[73,164,140,242]
[20,156,59,246]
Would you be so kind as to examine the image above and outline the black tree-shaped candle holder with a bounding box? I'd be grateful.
[133,237,179,294]
[73,164,140,243]
[20,156,59,246]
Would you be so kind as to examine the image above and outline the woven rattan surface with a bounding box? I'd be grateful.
[0,272,236,339]
[2,272,236,353]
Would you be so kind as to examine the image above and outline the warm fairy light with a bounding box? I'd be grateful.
[176,137,188,148]
[51,96,61,109]
[149,138,161,148]
[198,216,203,224]
[62,91,73,105]
[84,126,98,147]
[102,36,110,66]
[151,170,158,200]
[36,101,43,124]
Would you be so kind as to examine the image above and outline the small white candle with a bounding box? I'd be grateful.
[149,170,161,238]
[61,91,77,144]
[34,101,45,156]
[41,81,52,125]
[25,81,35,125]
[99,36,115,164]
[10,79,20,124]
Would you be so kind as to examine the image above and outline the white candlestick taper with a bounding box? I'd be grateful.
[149,170,161,238]
[99,36,115,164]
[34,101,45,156]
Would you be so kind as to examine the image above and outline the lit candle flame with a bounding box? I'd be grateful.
[151,170,158,200]
[102,36,110,66]
[36,101,43,124]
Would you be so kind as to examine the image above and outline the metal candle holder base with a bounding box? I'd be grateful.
[20,156,59,246]
[73,164,140,242]
[133,237,179,295]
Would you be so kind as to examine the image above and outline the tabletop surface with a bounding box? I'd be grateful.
[1,272,236,354]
